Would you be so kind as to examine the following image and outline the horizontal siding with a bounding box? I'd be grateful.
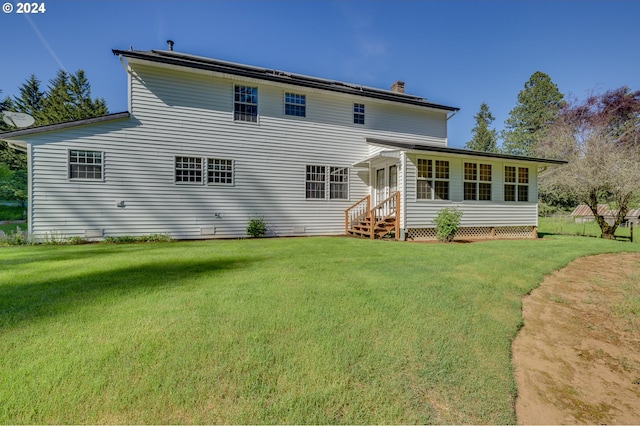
[27,64,447,239]
[404,153,538,228]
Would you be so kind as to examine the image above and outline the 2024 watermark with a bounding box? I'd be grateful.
[2,2,47,13]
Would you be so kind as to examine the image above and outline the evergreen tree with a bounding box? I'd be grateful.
[41,70,73,124]
[502,71,564,156]
[12,75,46,122]
[69,70,108,120]
[1,91,27,170]
[0,90,13,132]
[465,102,498,152]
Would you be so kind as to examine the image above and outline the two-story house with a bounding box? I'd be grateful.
[1,44,564,241]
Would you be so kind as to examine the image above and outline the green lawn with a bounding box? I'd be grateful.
[1,236,638,424]
[0,223,26,235]
[539,216,637,242]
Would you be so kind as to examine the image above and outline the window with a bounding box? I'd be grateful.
[329,167,349,199]
[504,166,529,202]
[234,85,258,122]
[464,162,492,201]
[208,158,233,185]
[417,158,449,200]
[306,165,349,200]
[285,92,306,117]
[353,103,365,124]
[175,157,202,183]
[69,150,102,180]
[306,165,326,199]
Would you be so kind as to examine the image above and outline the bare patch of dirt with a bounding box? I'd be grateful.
[513,252,640,424]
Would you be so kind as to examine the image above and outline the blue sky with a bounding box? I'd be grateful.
[1,0,639,148]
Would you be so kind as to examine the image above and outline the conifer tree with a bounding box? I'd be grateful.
[465,102,498,152]
[12,75,46,122]
[502,71,564,156]
[41,70,74,124]
[69,70,108,120]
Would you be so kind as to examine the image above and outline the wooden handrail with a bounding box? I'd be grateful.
[345,191,400,240]
[344,195,370,233]
[345,194,370,212]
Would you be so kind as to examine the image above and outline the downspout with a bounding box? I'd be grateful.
[118,54,133,113]
[400,151,407,241]
[446,110,458,121]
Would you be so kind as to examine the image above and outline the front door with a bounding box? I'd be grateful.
[389,165,397,195]
[375,168,386,205]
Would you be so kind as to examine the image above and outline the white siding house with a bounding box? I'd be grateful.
[1,47,564,241]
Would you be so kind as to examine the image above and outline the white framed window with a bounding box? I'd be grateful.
[353,103,365,125]
[69,150,103,180]
[504,166,529,202]
[285,92,306,117]
[175,156,203,184]
[464,162,492,201]
[208,158,234,185]
[306,165,349,200]
[329,166,349,199]
[234,85,258,122]
[417,158,449,200]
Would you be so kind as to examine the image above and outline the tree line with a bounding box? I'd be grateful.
[466,71,640,240]
[0,70,108,205]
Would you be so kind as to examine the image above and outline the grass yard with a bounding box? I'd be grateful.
[0,223,26,235]
[1,236,638,424]
[538,216,637,243]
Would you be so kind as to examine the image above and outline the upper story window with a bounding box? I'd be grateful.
[353,103,365,125]
[464,162,492,201]
[504,166,529,202]
[234,85,258,122]
[417,158,449,200]
[69,150,103,180]
[285,92,306,117]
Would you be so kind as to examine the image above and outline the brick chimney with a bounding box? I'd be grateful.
[390,80,405,93]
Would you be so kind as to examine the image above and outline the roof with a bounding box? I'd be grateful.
[113,49,459,113]
[571,204,609,217]
[571,204,640,219]
[365,138,568,165]
[0,112,130,141]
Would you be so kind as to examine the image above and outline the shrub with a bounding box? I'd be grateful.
[104,234,173,244]
[246,217,267,238]
[433,207,463,243]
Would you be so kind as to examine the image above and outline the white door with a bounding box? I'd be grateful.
[375,168,386,205]
[389,165,397,195]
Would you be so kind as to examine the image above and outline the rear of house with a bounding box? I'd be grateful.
[1,45,563,241]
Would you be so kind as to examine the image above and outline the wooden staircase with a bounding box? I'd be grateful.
[345,192,400,240]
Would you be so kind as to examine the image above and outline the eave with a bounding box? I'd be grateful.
[366,138,567,165]
[113,49,459,114]
[0,112,131,142]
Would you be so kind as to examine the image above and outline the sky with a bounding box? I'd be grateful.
[1,0,639,148]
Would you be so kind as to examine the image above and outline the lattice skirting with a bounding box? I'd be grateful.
[406,226,536,241]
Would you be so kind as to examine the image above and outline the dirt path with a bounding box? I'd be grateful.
[513,252,640,424]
